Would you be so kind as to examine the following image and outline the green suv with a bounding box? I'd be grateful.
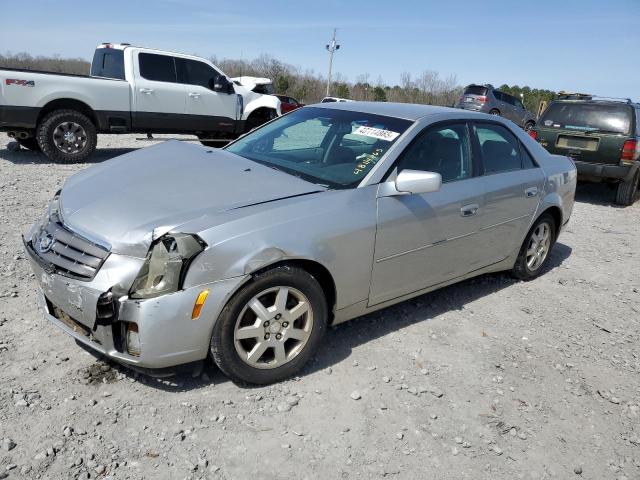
[530,96,640,205]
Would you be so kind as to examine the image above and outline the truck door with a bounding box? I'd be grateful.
[176,57,239,136]
[133,52,186,131]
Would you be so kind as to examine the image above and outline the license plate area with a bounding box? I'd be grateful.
[45,296,99,342]
[556,135,599,151]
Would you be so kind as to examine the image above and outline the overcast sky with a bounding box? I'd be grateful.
[1,0,638,99]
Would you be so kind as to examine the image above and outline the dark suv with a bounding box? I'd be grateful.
[530,97,640,205]
[454,84,537,131]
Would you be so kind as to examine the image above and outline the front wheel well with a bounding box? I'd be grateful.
[251,259,337,323]
[37,99,97,128]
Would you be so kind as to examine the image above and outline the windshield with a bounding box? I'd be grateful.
[225,107,412,188]
[540,103,632,134]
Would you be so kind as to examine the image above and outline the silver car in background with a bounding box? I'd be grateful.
[23,102,576,385]
[455,84,537,131]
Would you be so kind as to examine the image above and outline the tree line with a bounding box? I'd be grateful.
[1,51,557,112]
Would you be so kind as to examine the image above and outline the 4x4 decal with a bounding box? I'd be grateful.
[5,79,35,87]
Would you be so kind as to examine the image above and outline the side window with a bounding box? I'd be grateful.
[636,108,640,136]
[504,94,516,106]
[176,58,220,88]
[520,145,537,169]
[476,124,522,174]
[139,53,176,83]
[493,90,503,101]
[396,123,472,183]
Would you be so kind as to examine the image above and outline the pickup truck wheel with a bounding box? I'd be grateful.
[512,213,556,280]
[615,169,639,206]
[37,110,97,163]
[16,138,41,151]
[210,265,327,385]
[244,108,277,133]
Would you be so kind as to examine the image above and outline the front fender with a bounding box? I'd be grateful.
[243,95,281,119]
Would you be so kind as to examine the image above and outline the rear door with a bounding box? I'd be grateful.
[473,122,545,265]
[535,102,633,164]
[132,52,185,131]
[176,57,239,135]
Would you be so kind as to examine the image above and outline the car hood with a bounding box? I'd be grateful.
[59,141,325,257]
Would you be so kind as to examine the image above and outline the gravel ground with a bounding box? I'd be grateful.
[0,135,639,480]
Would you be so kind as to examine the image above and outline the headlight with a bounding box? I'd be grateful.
[129,233,206,299]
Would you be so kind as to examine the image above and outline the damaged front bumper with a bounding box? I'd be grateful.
[24,236,247,369]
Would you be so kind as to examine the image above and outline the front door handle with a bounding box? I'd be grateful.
[139,88,154,94]
[188,92,201,98]
[525,187,539,198]
[461,204,479,217]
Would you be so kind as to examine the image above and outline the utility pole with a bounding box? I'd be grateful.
[325,28,340,97]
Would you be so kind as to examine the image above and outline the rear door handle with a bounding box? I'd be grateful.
[525,187,539,198]
[139,88,154,94]
[188,92,201,98]
[461,204,479,217]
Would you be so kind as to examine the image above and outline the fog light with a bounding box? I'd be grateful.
[191,290,209,320]
[126,322,141,356]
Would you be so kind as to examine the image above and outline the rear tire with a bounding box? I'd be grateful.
[17,137,41,151]
[512,213,556,280]
[615,169,639,206]
[524,121,535,132]
[36,109,97,163]
[489,109,501,116]
[210,265,327,385]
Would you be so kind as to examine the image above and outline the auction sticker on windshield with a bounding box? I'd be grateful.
[353,126,400,141]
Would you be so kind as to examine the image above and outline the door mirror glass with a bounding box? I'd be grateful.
[395,169,442,195]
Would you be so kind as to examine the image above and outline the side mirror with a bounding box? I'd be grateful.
[211,75,234,94]
[394,169,442,195]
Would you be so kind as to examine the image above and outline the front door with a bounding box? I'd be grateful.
[133,52,185,131]
[369,122,485,305]
[176,57,239,135]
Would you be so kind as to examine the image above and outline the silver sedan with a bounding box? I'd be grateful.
[23,102,577,385]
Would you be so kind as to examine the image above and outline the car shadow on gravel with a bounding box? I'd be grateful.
[1,142,136,165]
[91,242,572,391]
[574,182,622,207]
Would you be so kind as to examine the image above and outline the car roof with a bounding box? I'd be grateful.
[306,101,458,121]
[551,99,638,108]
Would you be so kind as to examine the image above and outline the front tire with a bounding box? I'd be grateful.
[210,265,327,385]
[512,213,556,280]
[36,109,97,163]
[615,169,639,206]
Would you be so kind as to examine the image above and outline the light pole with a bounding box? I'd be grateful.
[325,28,340,97]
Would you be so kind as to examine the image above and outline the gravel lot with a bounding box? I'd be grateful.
[0,135,639,480]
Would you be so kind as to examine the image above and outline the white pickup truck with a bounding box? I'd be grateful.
[0,43,281,162]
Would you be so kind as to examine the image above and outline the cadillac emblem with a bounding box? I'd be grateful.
[38,233,54,254]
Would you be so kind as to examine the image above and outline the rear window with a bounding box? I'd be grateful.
[91,49,125,80]
[464,86,488,96]
[539,103,632,135]
[139,53,177,83]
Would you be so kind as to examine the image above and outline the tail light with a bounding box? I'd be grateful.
[476,96,487,103]
[528,130,538,140]
[621,139,638,163]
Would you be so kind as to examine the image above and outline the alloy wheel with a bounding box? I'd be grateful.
[526,222,551,271]
[234,286,314,369]
[53,121,88,154]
